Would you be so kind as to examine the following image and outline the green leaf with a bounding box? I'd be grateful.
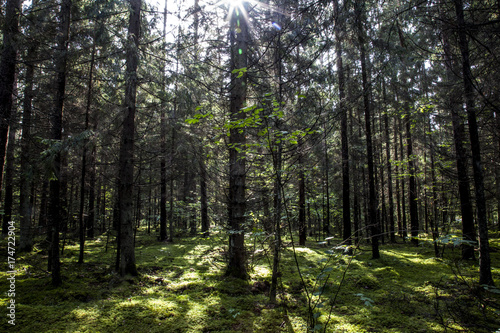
[231,67,247,78]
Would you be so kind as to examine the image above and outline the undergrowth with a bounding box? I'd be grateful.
[1,230,499,332]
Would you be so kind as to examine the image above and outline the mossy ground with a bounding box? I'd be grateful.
[1,230,499,332]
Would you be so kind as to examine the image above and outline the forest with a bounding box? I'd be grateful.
[0,0,500,331]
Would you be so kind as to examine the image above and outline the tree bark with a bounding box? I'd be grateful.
[441,12,476,260]
[117,0,141,277]
[200,155,209,237]
[355,0,379,258]
[19,41,36,251]
[0,0,22,195]
[2,89,17,236]
[406,108,419,246]
[298,146,306,245]
[48,0,71,287]
[159,1,168,242]
[335,0,350,245]
[398,116,407,240]
[225,2,248,280]
[383,82,395,243]
[454,0,494,285]
[78,43,95,263]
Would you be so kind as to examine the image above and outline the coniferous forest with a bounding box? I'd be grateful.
[1,0,500,332]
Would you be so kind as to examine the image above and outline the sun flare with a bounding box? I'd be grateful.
[212,0,249,21]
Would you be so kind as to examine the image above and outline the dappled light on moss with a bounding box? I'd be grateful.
[1,232,498,332]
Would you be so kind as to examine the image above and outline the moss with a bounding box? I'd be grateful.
[0,231,498,332]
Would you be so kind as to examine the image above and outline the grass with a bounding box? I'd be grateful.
[1,229,499,332]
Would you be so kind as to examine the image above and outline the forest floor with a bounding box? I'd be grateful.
[1,229,500,332]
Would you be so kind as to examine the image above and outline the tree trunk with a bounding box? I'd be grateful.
[355,0,379,258]
[0,0,22,195]
[383,84,395,243]
[270,17,284,300]
[454,0,494,285]
[398,117,407,240]
[335,0,350,245]
[48,0,71,287]
[441,15,476,260]
[405,106,419,246]
[497,111,500,231]
[78,43,95,263]
[226,3,248,280]
[429,117,440,257]
[323,121,331,237]
[2,93,16,236]
[117,0,141,277]
[298,146,306,245]
[159,1,168,242]
[200,154,209,237]
[19,41,36,251]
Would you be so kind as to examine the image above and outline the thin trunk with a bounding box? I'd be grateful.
[497,111,500,231]
[355,0,379,258]
[298,146,306,245]
[383,84,395,243]
[405,105,419,246]
[200,155,209,237]
[78,43,95,263]
[323,121,331,237]
[270,4,284,303]
[429,118,440,257]
[335,0,350,245]
[159,1,168,242]
[270,140,282,303]
[19,41,36,251]
[398,117,407,240]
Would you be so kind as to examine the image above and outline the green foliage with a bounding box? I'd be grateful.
[185,112,213,125]
[231,67,247,78]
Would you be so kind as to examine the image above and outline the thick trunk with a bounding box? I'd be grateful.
[0,0,22,194]
[442,17,476,260]
[2,106,16,235]
[117,0,141,277]
[226,3,248,280]
[454,0,494,285]
[49,0,71,287]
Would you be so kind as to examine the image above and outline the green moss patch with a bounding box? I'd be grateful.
[1,231,499,332]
